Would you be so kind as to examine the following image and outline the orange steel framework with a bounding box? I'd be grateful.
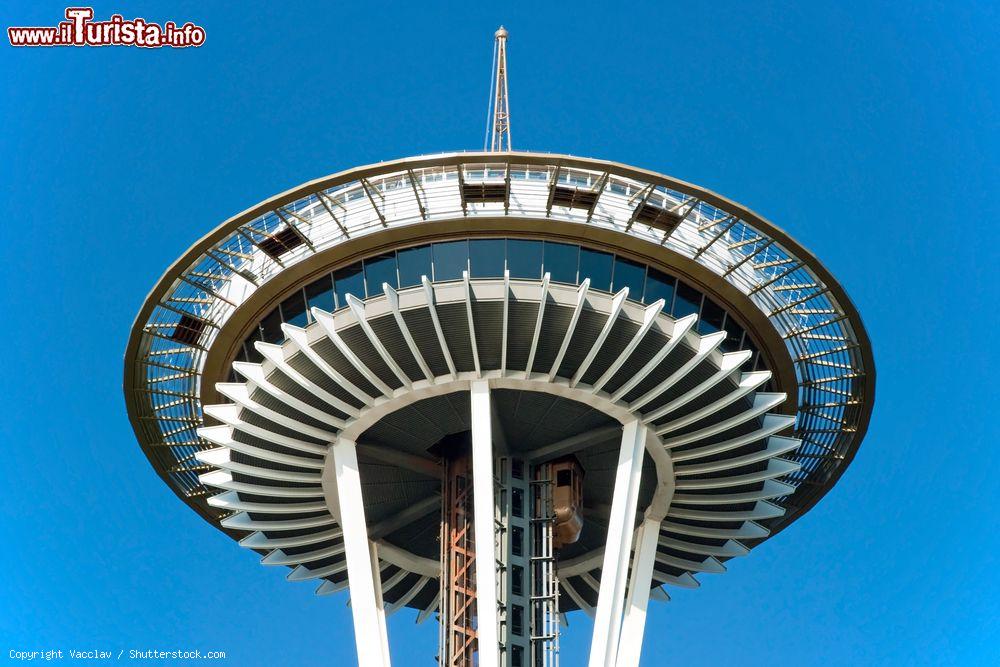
[441,452,477,667]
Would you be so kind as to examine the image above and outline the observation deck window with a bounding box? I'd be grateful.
[260,308,283,344]
[363,253,397,297]
[397,244,432,288]
[699,298,726,335]
[542,242,579,284]
[644,268,676,308]
[506,240,543,279]
[280,290,309,328]
[578,247,613,291]
[304,274,335,315]
[612,256,647,299]
[470,239,506,278]
[243,326,263,364]
[722,313,746,352]
[234,237,765,382]
[432,240,469,282]
[333,262,364,305]
[673,281,702,319]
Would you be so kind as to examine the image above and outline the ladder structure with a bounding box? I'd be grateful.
[530,465,560,667]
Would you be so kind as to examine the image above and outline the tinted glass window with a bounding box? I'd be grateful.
[512,488,524,518]
[397,244,432,287]
[506,239,543,279]
[543,242,579,284]
[613,257,646,299]
[512,605,524,636]
[556,469,572,487]
[578,248,613,290]
[469,239,506,277]
[673,281,702,319]
[744,336,761,370]
[512,526,523,556]
[433,240,468,281]
[244,326,264,364]
[333,262,364,307]
[722,315,745,352]
[304,274,335,316]
[260,308,284,344]
[699,297,726,334]
[280,289,309,328]
[512,565,524,596]
[238,239,769,385]
[364,253,397,297]
[644,268,675,311]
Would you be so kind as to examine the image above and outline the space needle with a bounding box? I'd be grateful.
[124,27,875,666]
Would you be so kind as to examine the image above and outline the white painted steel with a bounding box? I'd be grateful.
[330,438,392,667]
[470,380,500,667]
[616,518,662,667]
[588,420,646,667]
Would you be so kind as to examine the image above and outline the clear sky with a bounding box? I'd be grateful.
[1,1,997,665]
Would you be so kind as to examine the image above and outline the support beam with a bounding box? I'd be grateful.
[500,270,510,374]
[592,299,664,392]
[383,285,434,381]
[527,424,621,463]
[345,294,412,388]
[416,595,438,624]
[312,308,395,398]
[470,380,499,667]
[369,495,440,539]
[616,518,661,667]
[358,442,442,479]
[609,314,697,403]
[548,279,590,381]
[330,438,392,667]
[422,276,458,379]
[387,576,431,616]
[588,420,646,667]
[281,324,376,405]
[562,578,595,618]
[571,288,627,387]
[524,273,550,377]
[463,271,482,377]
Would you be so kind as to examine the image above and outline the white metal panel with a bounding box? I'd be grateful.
[330,437,392,667]
[470,380,500,667]
[589,419,646,667]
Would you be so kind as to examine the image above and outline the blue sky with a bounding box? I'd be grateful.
[1,1,997,664]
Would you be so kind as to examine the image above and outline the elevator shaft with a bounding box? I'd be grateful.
[440,444,584,667]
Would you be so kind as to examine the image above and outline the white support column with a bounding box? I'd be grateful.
[470,380,499,667]
[588,420,646,667]
[615,517,661,667]
[371,542,391,666]
[330,438,392,667]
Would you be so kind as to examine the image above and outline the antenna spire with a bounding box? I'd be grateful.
[485,26,512,152]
